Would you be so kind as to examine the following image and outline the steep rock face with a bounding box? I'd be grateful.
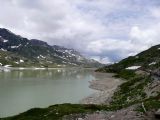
[0,28,102,67]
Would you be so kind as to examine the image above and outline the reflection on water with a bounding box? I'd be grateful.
[0,68,95,117]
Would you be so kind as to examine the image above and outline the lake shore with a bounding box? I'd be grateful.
[80,72,123,104]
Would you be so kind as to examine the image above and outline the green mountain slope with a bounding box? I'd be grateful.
[0,28,102,68]
[96,44,160,73]
[95,44,160,118]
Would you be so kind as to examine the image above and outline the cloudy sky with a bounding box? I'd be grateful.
[0,0,160,63]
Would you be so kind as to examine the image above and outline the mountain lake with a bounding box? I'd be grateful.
[0,68,98,117]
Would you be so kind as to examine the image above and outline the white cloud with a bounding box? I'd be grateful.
[150,7,160,18]
[0,0,160,63]
[130,25,160,50]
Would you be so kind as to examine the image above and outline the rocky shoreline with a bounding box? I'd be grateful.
[62,105,148,120]
[63,72,157,120]
[80,72,123,104]
[63,73,148,120]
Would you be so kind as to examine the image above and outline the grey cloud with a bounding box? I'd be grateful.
[0,0,160,63]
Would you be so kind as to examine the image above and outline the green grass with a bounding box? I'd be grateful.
[136,94,160,112]
[114,70,136,80]
[1,104,118,120]
[111,71,160,113]
[110,75,150,108]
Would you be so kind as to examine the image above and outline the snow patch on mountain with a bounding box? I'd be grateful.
[20,59,24,63]
[149,62,156,66]
[1,48,7,51]
[126,66,141,70]
[11,44,21,49]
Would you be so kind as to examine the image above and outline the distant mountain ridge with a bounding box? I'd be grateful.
[0,28,102,68]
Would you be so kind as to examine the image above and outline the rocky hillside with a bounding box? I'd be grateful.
[95,44,160,119]
[96,44,160,73]
[0,28,102,68]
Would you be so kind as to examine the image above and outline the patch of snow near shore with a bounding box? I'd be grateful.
[1,48,7,51]
[34,68,46,70]
[126,66,141,70]
[0,63,2,66]
[149,62,156,66]
[20,59,24,63]
[4,65,12,68]
[19,68,25,70]
[15,62,19,64]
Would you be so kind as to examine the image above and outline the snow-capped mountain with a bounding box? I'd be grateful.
[0,28,102,68]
